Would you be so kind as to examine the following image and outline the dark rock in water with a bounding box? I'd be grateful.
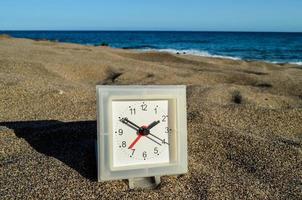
[183,52,186,54]
[34,38,59,42]
[176,52,180,55]
[96,42,109,47]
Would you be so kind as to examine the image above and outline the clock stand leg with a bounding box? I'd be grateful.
[128,176,161,189]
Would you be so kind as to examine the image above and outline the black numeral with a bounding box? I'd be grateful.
[118,129,123,135]
[162,139,170,145]
[162,115,168,122]
[165,127,171,133]
[129,108,136,115]
[122,141,126,148]
[130,149,135,157]
[154,147,159,154]
[142,151,147,159]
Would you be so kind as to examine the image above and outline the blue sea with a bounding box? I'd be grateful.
[1,31,302,65]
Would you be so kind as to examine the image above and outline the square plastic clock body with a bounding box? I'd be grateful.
[96,85,188,181]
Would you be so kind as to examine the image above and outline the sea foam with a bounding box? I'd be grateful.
[290,62,302,65]
[139,48,241,60]
[139,48,302,66]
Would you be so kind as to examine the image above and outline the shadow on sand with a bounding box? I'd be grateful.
[0,120,97,181]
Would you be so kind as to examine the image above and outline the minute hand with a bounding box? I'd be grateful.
[147,120,170,145]
[120,118,140,131]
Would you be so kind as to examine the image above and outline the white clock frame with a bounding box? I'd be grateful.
[96,85,188,182]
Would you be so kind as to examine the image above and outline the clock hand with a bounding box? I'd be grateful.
[128,134,162,149]
[147,120,160,130]
[128,125,162,148]
[122,122,138,132]
[121,118,164,147]
[146,135,162,146]
[128,134,143,150]
[146,120,169,145]
[148,133,170,145]
[120,118,140,131]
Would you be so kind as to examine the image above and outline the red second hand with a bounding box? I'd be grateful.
[128,134,143,150]
[128,125,146,150]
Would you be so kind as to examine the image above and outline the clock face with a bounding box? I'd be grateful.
[112,100,171,168]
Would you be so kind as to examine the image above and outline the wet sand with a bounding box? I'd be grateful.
[0,36,301,199]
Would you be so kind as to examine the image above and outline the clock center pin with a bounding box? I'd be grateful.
[138,125,149,136]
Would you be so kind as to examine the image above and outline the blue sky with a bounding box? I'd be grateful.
[0,0,301,32]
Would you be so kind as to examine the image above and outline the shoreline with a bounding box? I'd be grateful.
[133,48,302,66]
[1,33,302,66]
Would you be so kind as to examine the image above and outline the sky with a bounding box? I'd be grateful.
[0,0,302,32]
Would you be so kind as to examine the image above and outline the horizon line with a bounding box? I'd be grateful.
[1,30,302,33]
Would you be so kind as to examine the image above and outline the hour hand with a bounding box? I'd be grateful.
[120,117,140,131]
[147,120,160,130]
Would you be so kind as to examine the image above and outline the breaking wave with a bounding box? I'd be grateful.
[139,48,241,60]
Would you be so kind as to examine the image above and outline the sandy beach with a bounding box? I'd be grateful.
[0,36,301,199]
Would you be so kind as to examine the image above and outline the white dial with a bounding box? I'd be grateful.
[112,100,170,168]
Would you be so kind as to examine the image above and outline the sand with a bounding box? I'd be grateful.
[0,36,301,199]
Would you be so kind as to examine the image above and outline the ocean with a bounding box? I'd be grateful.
[1,31,301,65]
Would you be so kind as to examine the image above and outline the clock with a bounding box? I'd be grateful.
[96,85,187,188]
[112,100,170,167]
